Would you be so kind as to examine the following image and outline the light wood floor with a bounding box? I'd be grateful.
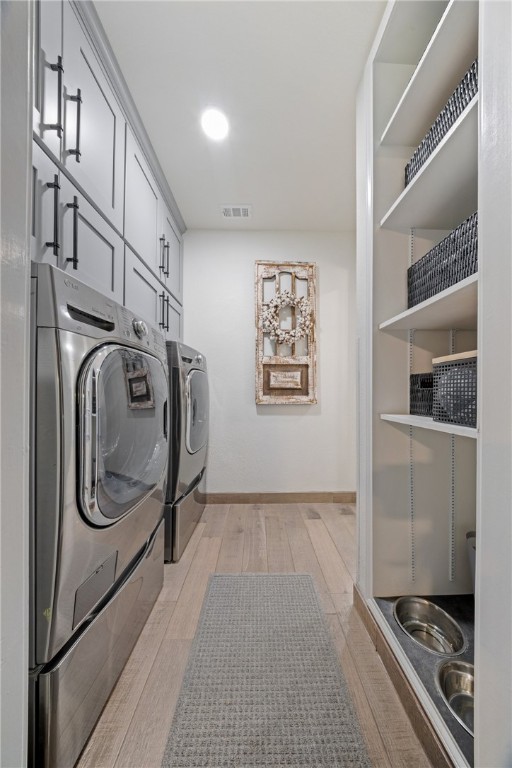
[77,504,433,768]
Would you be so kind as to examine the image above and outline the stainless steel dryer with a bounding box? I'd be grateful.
[29,264,169,768]
[164,341,209,561]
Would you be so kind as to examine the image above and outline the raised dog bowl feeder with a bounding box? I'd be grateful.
[393,597,466,656]
[437,660,474,736]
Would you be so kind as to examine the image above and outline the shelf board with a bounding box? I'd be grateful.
[380,96,478,232]
[379,273,477,331]
[381,0,478,147]
[381,413,477,438]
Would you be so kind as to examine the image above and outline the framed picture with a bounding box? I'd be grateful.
[255,261,317,404]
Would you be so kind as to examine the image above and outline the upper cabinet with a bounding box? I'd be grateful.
[33,0,63,160]
[125,127,183,303]
[61,1,125,233]
[31,0,184,329]
[159,200,183,303]
[33,1,125,232]
[124,127,160,272]
[32,141,124,304]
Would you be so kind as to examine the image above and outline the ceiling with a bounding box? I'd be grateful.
[94,1,386,232]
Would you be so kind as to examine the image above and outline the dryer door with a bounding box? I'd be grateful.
[79,344,168,526]
[185,369,209,454]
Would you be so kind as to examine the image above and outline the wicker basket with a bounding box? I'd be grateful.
[405,59,478,186]
[407,211,477,308]
[410,373,433,416]
[432,351,477,427]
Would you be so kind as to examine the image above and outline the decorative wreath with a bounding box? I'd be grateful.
[261,290,313,345]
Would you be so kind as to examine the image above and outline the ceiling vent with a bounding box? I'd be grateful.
[222,205,252,220]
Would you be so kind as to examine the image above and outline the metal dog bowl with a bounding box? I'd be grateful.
[437,660,474,736]
[393,597,466,655]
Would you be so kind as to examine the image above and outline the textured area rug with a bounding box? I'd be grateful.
[162,574,371,767]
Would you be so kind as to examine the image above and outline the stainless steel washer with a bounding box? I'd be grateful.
[164,341,209,561]
[29,264,169,767]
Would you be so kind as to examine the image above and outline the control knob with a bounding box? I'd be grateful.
[132,319,148,338]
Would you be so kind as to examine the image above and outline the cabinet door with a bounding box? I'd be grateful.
[62,1,125,233]
[33,0,63,159]
[158,201,183,303]
[58,174,124,303]
[125,247,182,340]
[31,142,61,263]
[166,292,182,341]
[124,129,160,274]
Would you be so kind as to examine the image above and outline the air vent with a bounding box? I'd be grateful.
[222,205,252,219]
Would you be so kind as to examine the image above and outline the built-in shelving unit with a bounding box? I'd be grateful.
[356,1,488,766]
[358,1,512,765]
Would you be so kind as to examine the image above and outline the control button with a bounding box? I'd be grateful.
[132,319,148,338]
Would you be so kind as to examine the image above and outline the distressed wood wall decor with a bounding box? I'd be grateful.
[255,261,317,404]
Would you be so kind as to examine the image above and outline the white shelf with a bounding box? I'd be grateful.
[381,413,477,439]
[380,96,478,232]
[381,0,478,147]
[379,273,477,331]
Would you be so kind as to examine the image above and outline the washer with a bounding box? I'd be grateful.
[29,264,169,767]
[164,341,209,562]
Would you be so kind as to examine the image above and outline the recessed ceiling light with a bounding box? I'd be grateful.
[201,108,229,141]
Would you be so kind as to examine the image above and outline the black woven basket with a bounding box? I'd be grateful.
[433,354,477,427]
[410,373,433,416]
[405,59,478,186]
[407,211,477,308]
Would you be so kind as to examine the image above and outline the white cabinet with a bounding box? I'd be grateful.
[125,128,184,306]
[124,247,182,340]
[61,1,125,232]
[357,1,512,765]
[32,142,124,303]
[32,141,61,263]
[124,128,160,272]
[33,0,63,159]
[158,201,183,303]
[32,0,185,332]
[33,0,125,232]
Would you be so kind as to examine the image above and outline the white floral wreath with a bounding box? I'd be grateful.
[262,290,313,345]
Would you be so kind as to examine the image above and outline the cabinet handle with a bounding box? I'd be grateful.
[164,242,170,277]
[159,236,166,274]
[68,88,82,162]
[45,174,61,256]
[158,292,166,329]
[66,196,79,270]
[48,56,64,138]
[165,295,170,332]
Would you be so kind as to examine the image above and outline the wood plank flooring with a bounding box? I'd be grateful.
[76,504,433,768]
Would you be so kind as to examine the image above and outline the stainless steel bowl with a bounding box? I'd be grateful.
[437,660,474,736]
[393,597,466,655]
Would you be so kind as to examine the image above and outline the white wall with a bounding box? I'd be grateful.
[183,230,356,494]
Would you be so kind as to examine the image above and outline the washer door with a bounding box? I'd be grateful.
[185,369,209,454]
[79,344,168,526]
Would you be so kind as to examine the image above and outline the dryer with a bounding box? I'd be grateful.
[164,341,209,561]
[29,264,169,767]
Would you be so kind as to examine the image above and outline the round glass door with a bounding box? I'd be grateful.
[79,344,168,526]
[185,369,209,454]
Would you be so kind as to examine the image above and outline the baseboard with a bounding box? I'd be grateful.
[353,585,454,768]
[204,491,356,505]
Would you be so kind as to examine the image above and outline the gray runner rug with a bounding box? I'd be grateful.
[162,573,371,768]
